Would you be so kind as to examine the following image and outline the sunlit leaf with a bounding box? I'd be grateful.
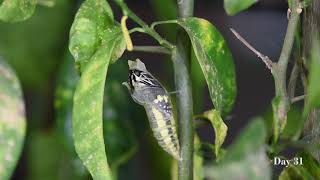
[205,118,271,180]
[73,32,123,179]
[0,0,36,22]
[224,0,257,16]
[305,38,320,113]
[177,17,236,114]
[202,109,227,158]
[69,0,115,73]
[0,59,26,180]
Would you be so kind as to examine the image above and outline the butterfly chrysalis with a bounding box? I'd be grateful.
[122,59,180,160]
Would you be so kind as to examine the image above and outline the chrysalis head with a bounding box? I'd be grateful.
[122,59,161,92]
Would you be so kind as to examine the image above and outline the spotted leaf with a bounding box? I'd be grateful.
[0,59,26,180]
[177,17,236,114]
[0,0,36,22]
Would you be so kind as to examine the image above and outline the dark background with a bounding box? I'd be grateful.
[0,0,294,179]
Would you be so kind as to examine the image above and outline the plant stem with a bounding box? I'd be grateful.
[174,0,194,180]
[230,1,301,143]
[113,0,175,50]
[132,46,170,54]
[274,0,301,97]
[271,0,301,142]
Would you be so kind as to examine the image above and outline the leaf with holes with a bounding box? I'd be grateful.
[177,17,236,114]
[0,59,26,180]
[0,0,36,22]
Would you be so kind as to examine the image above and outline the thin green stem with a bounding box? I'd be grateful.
[175,0,194,180]
[132,46,171,54]
[113,0,175,50]
[151,20,178,29]
[129,27,146,34]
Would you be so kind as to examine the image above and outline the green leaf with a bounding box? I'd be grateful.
[272,96,288,142]
[150,0,177,41]
[56,54,137,179]
[0,0,73,89]
[279,165,313,180]
[224,0,258,16]
[202,109,227,158]
[103,64,138,174]
[279,152,320,180]
[194,135,204,180]
[205,118,271,180]
[73,33,123,179]
[0,59,26,180]
[69,0,115,73]
[0,0,36,22]
[300,152,320,177]
[264,105,304,140]
[55,52,80,154]
[177,17,236,114]
[305,38,320,113]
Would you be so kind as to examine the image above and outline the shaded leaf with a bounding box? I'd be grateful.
[0,59,26,180]
[150,0,177,41]
[55,52,79,154]
[73,34,123,179]
[0,0,36,22]
[224,0,258,16]
[177,17,236,114]
[264,105,303,140]
[69,0,115,73]
[305,38,320,113]
[299,152,320,177]
[278,152,320,180]
[55,54,137,178]
[103,63,138,174]
[0,0,73,89]
[194,135,204,180]
[279,165,312,180]
[26,130,87,180]
[205,118,271,180]
[272,96,288,142]
[202,109,227,158]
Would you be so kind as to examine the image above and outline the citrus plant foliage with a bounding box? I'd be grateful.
[0,0,319,180]
[0,59,26,180]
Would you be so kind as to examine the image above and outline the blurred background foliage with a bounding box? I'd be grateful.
[0,0,319,179]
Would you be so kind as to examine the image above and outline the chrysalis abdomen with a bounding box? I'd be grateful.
[145,97,180,160]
